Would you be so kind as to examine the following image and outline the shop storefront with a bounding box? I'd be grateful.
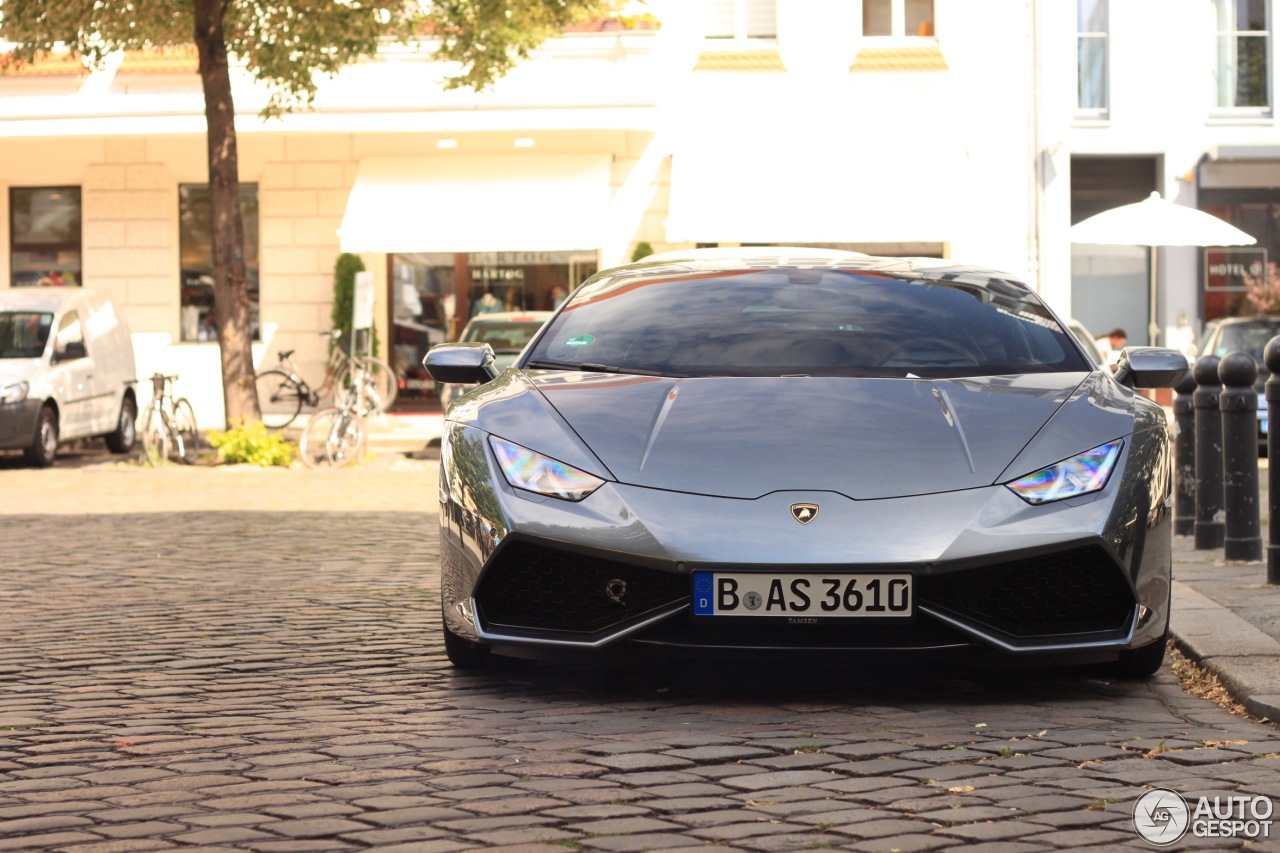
[389,250,597,410]
[338,151,611,410]
[1198,160,1280,323]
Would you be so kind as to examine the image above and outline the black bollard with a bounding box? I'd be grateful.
[1173,372,1197,536]
[1266,338,1280,583]
[1219,352,1262,561]
[1194,355,1225,550]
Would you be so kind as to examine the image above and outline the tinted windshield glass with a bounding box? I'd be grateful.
[526,270,1088,378]
[1207,321,1280,361]
[0,311,53,359]
[464,321,546,351]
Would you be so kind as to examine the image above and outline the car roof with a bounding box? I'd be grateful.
[464,311,554,324]
[1208,315,1280,325]
[0,287,92,314]
[606,248,1032,291]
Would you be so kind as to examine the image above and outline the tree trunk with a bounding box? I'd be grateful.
[194,0,260,426]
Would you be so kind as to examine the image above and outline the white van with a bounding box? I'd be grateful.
[0,289,138,466]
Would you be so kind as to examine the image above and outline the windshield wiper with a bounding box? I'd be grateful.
[524,359,680,378]
[523,359,581,371]
[581,363,682,378]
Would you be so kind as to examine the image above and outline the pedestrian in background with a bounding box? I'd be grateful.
[1094,327,1127,368]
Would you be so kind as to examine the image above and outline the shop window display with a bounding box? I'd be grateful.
[178,184,260,342]
[390,251,596,410]
[10,187,82,288]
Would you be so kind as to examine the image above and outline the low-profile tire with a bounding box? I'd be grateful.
[1114,632,1169,679]
[24,406,58,468]
[105,395,137,454]
[443,621,492,670]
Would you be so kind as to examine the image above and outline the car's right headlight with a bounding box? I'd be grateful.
[1005,440,1123,505]
[489,436,605,501]
[0,382,29,405]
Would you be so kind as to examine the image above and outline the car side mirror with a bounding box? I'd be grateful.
[54,341,87,362]
[423,342,500,385]
[1112,346,1189,389]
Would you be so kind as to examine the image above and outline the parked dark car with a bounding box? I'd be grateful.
[425,249,1188,677]
[1199,315,1280,449]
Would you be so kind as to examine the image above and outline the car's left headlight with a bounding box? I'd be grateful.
[489,436,605,501]
[0,381,29,405]
[1006,440,1123,505]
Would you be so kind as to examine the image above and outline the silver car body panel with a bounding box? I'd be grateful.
[432,253,1179,665]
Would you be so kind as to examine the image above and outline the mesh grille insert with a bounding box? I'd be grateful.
[477,541,687,633]
[919,545,1134,637]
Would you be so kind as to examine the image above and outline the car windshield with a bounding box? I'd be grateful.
[1205,320,1280,362]
[0,311,53,359]
[525,269,1089,379]
[464,320,546,351]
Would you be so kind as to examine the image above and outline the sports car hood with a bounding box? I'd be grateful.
[527,371,1107,500]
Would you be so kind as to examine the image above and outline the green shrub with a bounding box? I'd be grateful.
[331,252,378,356]
[207,419,295,467]
[631,241,654,262]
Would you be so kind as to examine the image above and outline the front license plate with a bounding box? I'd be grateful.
[692,572,913,618]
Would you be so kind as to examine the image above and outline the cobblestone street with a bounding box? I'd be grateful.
[1,461,1278,851]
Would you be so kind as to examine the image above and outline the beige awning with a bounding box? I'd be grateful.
[338,154,612,254]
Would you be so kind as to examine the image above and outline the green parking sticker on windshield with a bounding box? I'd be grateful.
[565,335,594,347]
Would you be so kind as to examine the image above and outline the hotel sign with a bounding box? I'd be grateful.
[1205,248,1267,291]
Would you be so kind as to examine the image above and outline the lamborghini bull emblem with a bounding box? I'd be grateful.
[790,503,819,525]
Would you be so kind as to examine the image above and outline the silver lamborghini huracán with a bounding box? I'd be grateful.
[424,249,1189,676]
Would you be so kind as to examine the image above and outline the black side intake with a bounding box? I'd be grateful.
[476,541,687,634]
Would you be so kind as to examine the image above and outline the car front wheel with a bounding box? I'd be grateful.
[24,406,58,468]
[105,395,137,454]
[1113,632,1169,679]
[443,621,493,669]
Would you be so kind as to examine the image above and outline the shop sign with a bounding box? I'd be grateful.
[1205,248,1267,291]
[353,271,375,329]
[472,252,562,265]
[471,267,526,282]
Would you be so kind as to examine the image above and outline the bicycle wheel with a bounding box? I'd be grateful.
[325,409,364,468]
[336,357,398,416]
[140,407,172,467]
[172,398,200,465]
[255,370,305,429]
[299,408,361,469]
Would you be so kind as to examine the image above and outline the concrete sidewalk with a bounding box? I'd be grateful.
[1171,535,1280,721]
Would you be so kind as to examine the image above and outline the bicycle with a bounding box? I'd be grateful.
[298,381,365,469]
[253,330,397,429]
[138,373,200,465]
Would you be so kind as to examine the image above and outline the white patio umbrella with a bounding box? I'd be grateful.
[1069,191,1256,345]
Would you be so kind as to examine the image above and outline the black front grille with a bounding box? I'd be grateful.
[476,541,688,634]
[919,546,1134,637]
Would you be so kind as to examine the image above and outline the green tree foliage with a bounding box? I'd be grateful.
[0,0,619,425]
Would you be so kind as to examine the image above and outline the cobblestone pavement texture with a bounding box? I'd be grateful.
[1,450,1278,852]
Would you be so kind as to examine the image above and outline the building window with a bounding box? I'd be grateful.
[9,187,82,288]
[1077,0,1108,115]
[704,0,777,39]
[178,183,259,343]
[863,0,934,37]
[1215,0,1270,109]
